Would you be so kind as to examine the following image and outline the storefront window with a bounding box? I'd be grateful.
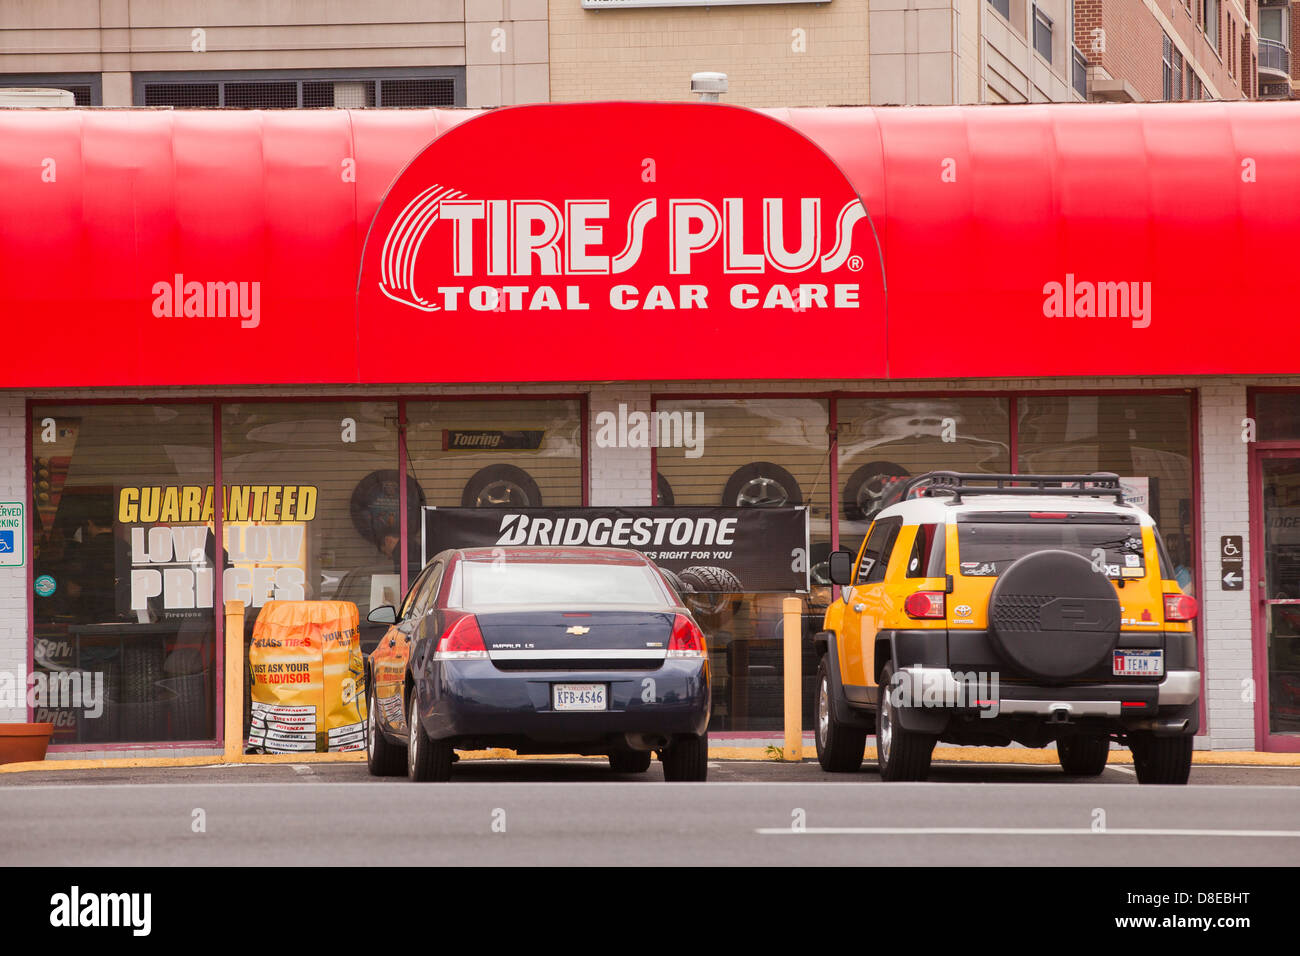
[31,404,216,745]
[1018,394,1195,593]
[655,397,831,732]
[1254,392,1300,442]
[1260,456,1300,735]
[836,397,1011,558]
[404,398,585,578]
[220,402,400,647]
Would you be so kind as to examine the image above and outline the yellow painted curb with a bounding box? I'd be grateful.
[4,745,1298,774]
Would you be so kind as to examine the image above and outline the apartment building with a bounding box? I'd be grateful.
[0,0,548,108]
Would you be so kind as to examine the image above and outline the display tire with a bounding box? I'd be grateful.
[677,566,742,628]
[842,461,911,520]
[722,462,803,508]
[656,472,675,507]
[462,464,542,508]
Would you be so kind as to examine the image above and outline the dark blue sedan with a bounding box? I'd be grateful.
[365,547,711,781]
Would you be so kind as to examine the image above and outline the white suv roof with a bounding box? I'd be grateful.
[875,493,1154,527]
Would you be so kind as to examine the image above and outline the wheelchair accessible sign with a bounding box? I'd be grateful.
[0,502,24,568]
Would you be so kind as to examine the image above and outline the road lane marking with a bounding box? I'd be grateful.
[1106,765,1136,776]
[757,827,1300,837]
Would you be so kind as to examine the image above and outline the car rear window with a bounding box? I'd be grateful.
[460,560,670,607]
[956,515,1146,579]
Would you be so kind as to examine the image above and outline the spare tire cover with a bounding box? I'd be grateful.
[987,550,1121,681]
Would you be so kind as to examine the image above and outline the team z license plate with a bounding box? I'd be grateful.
[552,683,608,712]
[1113,650,1164,676]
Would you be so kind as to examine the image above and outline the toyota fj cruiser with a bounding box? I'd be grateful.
[817,472,1200,784]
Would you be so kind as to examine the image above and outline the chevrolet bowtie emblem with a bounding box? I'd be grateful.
[566,626,591,635]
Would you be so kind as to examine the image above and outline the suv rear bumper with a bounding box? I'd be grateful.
[890,665,1200,737]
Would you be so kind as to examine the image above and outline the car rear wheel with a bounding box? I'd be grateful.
[1056,734,1110,776]
[407,684,454,782]
[661,732,708,781]
[608,750,653,774]
[875,663,936,782]
[814,656,866,773]
[366,677,406,777]
[1129,732,1193,785]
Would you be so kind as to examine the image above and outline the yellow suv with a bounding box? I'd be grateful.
[818,472,1199,784]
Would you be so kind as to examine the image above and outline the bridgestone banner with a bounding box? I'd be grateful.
[423,507,809,593]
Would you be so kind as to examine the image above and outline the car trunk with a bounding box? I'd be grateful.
[476,608,676,671]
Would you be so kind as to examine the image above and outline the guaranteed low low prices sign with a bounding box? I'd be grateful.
[423,506,809,593]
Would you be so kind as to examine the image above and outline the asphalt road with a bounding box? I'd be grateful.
[3,760,1298,865]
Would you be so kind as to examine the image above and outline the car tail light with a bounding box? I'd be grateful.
[434,615,488,660]
[904,591,946,619]
[668,614,707,658]
[1029,512,1069,519]
[1164,593,1198,622]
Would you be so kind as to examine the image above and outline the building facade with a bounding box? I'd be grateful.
[1,102,1299,760]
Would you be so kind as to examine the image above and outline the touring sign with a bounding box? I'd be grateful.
[357,102,886,383]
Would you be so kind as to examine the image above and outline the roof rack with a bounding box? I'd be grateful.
[894,471,1126,505]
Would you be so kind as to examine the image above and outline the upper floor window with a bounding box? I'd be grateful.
[1033,6,1054,62]
[989,0,1011,20]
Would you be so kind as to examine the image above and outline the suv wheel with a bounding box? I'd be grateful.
[661,732,708,781]
[1129,732,1193,785]
[407,684,454,782]
[814,656,866,773]
[366,678,407,777]
[1056,734,1110,776]
[875,663,936,782]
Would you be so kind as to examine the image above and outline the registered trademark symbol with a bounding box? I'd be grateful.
[847,255,864,272]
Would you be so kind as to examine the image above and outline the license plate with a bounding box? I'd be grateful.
[1113,650,1164,676]
[552,683,608,711]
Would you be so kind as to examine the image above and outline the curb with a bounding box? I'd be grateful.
[3,745,1298,773]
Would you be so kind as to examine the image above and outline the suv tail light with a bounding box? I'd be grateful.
[434,615,488,660]
[904,591,946,620]
[1163,593,1198,622]
[668,614,707,658]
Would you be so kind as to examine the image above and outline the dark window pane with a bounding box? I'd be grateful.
[379,77,455,106]
[223,81,298,108]
[143,83,219,107]
[1256,393,1300,441]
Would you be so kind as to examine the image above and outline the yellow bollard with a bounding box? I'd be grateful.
[223,600,245,760]
[782,596,803,761]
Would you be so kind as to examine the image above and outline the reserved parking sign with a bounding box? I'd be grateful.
[0,502,23,568]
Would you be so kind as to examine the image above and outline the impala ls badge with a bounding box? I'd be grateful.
[566,626,591,635]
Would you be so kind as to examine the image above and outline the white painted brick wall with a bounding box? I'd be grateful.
[7,372,1297,752]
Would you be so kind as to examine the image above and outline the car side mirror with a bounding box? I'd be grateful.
[367,605,397,625]
[828,550,856,586]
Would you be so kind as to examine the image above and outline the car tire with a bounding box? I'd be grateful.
[366,675,406,777]
[609,750,653,774]
[722,462,802,508]
[842,461,910,521]
[814,656,866,773]
[1056,734,1110,776]
[406,683,454,782]
[661,732,708,781]
[875,663,936,782]
[1129,732,1193,785]
[462,464,542,508]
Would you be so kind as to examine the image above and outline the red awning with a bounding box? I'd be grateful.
[1,101,1297,387]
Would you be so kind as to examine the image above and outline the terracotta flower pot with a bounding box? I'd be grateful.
[0,722,53,765]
